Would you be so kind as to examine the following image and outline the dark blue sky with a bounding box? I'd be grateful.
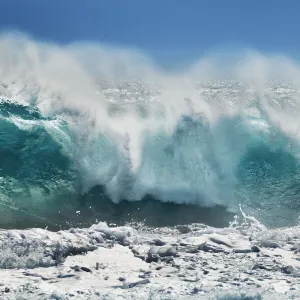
[0,0,299,63]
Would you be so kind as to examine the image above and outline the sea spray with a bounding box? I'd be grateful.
[0,33,300,228]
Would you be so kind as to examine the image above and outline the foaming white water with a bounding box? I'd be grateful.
[2,32,300,214]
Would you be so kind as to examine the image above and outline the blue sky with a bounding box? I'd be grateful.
[0,0,299,64]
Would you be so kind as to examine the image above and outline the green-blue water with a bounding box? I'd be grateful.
[0,98,299,229]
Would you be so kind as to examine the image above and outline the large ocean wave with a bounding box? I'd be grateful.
[1,33,300,229]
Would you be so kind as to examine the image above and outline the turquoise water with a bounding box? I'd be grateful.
[0,94,299,229]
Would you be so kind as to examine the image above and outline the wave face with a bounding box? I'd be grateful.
[1,34,300,228]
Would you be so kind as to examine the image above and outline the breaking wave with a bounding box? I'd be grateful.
[1,33,300,228]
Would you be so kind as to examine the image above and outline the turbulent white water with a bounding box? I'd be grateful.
[1,33,300,228]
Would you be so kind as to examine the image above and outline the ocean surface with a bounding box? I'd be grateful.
[0,35,300,230]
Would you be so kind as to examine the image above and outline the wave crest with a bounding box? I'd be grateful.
[1,34,300,227]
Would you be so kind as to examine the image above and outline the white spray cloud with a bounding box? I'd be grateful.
[1,32,300,211]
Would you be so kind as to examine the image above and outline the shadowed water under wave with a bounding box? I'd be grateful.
[1,187,234,231]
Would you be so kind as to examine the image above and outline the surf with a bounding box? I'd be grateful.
[1,33,300,229]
